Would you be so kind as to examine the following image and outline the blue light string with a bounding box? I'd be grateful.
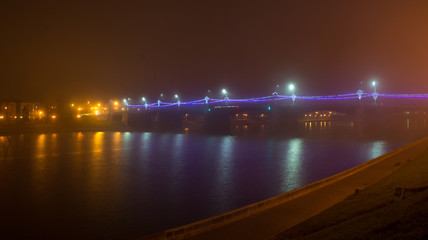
[127,92,428,109]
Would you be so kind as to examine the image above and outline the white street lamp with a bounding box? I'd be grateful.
[175,94,180,108]
[288,84,296,103]
[371,80,378,103]
[142,97,148,109]
[222,89,228,98]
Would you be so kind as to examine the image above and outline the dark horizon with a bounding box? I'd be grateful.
[2,1,428,102]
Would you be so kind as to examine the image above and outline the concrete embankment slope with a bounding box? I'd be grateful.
[274,139,428,240]
[143,137,428,240]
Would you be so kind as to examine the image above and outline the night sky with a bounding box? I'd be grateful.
[2,1,428,102]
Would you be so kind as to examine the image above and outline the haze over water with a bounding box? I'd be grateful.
[0,120,427,239]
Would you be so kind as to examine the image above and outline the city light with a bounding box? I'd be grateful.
[289,84,295,92]
[114,101,118,106]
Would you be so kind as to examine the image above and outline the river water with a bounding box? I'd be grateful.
[0,120,427,239]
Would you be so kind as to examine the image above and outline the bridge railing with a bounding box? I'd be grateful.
[127,92,428,110]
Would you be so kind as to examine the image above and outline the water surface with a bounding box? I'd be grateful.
[0,121,426,239]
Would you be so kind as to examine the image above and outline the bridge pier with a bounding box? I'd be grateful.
[127,111,153,130]
[203,110,233,133]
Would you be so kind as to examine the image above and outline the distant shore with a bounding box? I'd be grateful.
[0,121,127,135]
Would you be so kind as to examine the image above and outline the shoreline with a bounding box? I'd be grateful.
[141,136,428,240]
[0,121,127,135]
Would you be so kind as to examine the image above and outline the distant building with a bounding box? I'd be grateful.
[0,100,41,121]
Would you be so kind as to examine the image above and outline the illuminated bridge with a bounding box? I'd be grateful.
[124,91,428,132]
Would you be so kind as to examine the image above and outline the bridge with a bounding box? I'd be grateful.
[123,91,428,132]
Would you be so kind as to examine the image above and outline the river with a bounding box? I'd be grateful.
[0,119,427,239]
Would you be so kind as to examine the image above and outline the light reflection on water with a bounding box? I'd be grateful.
[217,136,235,207]
[370,141,386,160]
[284,138,303,191]
[0,131,421,239]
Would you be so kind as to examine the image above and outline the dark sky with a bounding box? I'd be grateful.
[1,0,428,102]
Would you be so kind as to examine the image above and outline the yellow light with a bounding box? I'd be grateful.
[14,116,17,118]
[4,107,7,110]
[104,108,107,110]
[0,116,3,119]
[39,111,43,115]
[114,107,118,110]
[114,101,118,106]
[87,101,90,104]
[184,128,189,131]
[51,115,56,119]
[20,116,23,119]
[121,108,125,111]
[71,104,74,107]
[243,113,248,117]
[76,114,81,118]
[95,110,99,115]
[329,112,332,114]
[77,107,82,111]
[98,103,101,107]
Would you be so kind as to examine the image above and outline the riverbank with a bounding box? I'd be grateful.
[144,137,428,240]
[273,140,428,239]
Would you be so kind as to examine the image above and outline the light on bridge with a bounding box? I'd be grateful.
[222,89,227,95]
[288,83,296,103]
